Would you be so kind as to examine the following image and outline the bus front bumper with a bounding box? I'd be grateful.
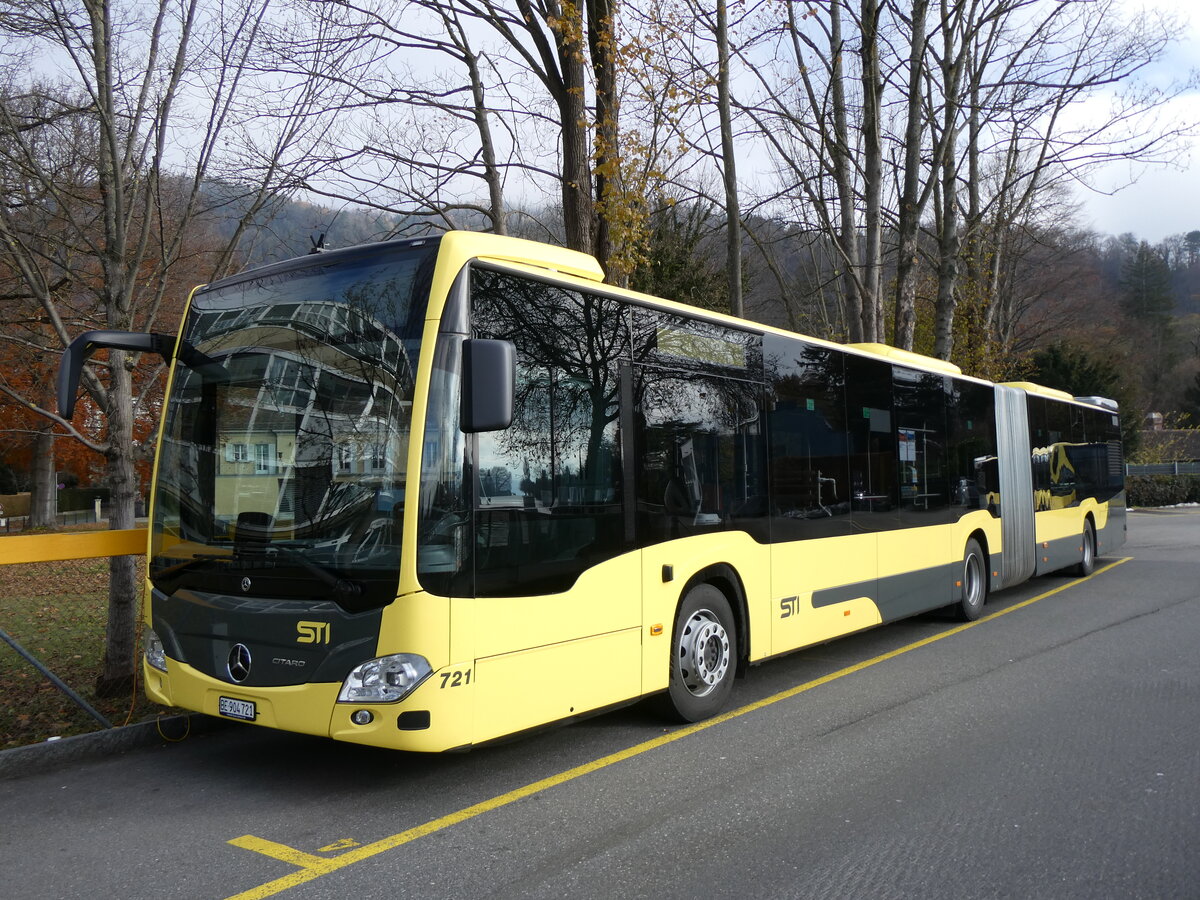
[143,657,473,752]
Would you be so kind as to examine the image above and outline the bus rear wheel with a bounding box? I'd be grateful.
[1071,520,1096,577]
[665,584,737,722]
[956,538,987,622]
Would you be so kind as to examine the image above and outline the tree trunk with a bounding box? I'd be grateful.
[588,0,621,280]
[963,45,983,307]
[715,0,742,318]
[28,428,57,528]
[823,1,863,341]
[557,4,595,260]
[893,227,920,351]
[860,0,884,342]
[96,351,139,697]
[933,2,963,361]
[465,45,507,235]
[892,0,928,352]
[933,135,961,360]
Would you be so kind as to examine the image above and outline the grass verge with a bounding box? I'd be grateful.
[0,557,173,750]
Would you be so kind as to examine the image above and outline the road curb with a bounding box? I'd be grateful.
[0,714,230,781]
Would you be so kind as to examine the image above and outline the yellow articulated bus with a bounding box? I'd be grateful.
[57,232,1126,751]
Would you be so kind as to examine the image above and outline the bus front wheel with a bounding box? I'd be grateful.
[956,538,988,622]
[665,584,737,722]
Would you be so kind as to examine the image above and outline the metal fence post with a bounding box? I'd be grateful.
[0,628,114,728]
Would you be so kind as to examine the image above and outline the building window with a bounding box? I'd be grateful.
[368,443,386,471]
[254,443,273,473]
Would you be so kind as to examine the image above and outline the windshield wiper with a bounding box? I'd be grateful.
[149,551,233,594]
[152,542,363,601]
[256,544,362,600]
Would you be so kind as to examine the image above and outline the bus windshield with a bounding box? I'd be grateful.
[149,241,438,612]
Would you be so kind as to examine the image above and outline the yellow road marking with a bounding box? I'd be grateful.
[228,837,327,869]
[226,558,1131,900]
[317,839,361,853]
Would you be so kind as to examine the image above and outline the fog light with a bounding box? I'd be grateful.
[351,709,374,726]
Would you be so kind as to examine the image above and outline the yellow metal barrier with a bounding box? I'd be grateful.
[0,528,149,730]
[0,529,146,565]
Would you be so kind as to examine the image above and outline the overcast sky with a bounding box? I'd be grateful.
[1075,2,1200,242]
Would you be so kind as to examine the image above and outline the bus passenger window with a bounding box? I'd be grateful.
[948,380,998,517]
[764,334,853,541]
[467,268,628,597]
[893,367,950,527]
[845,355,897,531]
[636,369,766,546]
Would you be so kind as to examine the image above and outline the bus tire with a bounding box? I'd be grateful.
[956,538,988,622]
[664,584,737,723]
[1072,520,1096,577]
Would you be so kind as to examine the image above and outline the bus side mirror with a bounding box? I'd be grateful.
[461,338,515,433]
[57,330,176,418]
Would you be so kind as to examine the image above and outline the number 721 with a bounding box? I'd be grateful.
[439,669,472,688]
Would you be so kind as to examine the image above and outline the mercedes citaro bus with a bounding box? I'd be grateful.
[58,231,1125,751]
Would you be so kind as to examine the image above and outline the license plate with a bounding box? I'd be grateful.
[218,696,257,721]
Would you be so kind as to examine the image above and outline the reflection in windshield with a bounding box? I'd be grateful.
[151,244,436,611]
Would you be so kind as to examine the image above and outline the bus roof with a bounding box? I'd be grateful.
[847,342,962,375]
[1000,381,1074,401]
[440,231,604,283]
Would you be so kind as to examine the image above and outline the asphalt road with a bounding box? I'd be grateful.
[2,509,1198,899]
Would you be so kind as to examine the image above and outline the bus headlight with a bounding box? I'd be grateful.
[143,626,168,672]
[338,653,432,703]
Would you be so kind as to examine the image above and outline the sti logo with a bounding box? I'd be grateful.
[296,621,331,645]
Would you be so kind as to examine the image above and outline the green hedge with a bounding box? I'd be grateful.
[1125,475,1200,508]
[56,487,109,512]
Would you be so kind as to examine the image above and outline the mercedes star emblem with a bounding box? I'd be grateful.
[227,643,252,683]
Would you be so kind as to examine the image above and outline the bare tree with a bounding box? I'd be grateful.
[742,0,1193,364]
[619,0,760,313]
[732,0,890,341]
[275,0,516,237]
[280,1,652,277]
[0,0,342,694]
[891,0,930,351]
[715,0,743,316]
[947,0,1196,362]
